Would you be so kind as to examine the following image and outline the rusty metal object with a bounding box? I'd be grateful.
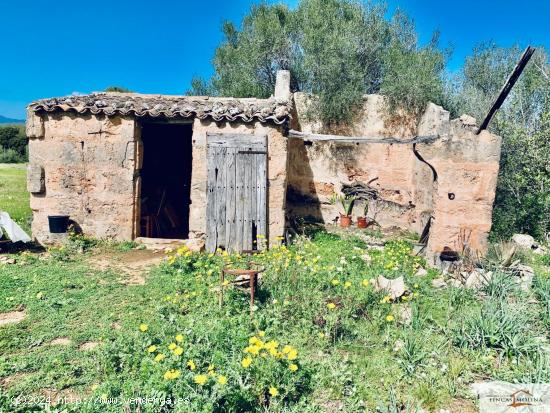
[219,262,265,316]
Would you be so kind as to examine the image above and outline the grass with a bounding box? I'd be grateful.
[0,163,31,234]
[0,167,549,412]
[0,232,549,413]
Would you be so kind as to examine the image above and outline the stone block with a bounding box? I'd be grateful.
[27,164,45,193]
[26,110,45,139]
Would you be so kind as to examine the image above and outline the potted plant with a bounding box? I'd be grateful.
[357,202,370,228]
[338,195,355,228]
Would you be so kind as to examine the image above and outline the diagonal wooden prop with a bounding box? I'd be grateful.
[477,46,536,134]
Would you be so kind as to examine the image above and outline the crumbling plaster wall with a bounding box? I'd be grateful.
[188,119,288,247]
[417,110,502,263]
[288,93,435,233]
[26,111,138,244]
[288,93,502,258]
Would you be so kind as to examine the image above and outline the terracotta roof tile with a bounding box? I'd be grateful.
[29,93,290,125]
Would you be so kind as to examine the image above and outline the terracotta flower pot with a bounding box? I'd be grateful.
[357,216,369,228]
[340,214,352,228]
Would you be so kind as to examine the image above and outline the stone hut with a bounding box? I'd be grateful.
[27,71,502,264]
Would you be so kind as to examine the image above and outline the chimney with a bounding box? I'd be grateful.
[274,70,291,100]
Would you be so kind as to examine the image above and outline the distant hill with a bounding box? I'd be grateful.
[0,115,25,124]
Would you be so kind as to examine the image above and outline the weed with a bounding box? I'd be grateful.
[453,299,538,358]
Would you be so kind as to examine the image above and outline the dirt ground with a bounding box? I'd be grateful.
[86,248,166,285]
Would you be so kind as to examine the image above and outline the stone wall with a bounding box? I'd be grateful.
[27,112,288,248]
[27,111,138,244]
[189,119,288,247]
[288,93,502,259]
[416,111,502,263]
[288,93,435,233]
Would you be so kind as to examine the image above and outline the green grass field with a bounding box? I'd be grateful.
[0,165,549,412]
[0,163,31,234]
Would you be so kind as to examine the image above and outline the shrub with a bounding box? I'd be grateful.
[0,147,24,163]
[0,125,27,162]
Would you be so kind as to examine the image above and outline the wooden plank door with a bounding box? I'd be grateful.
[206,133,267,252]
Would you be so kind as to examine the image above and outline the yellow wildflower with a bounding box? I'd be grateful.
[194,374,208,385]
[287,349,298,360]
[154,353,165,362]
[327,302,336,310]
[187,360,196,370]
[147,345,157,353]
[344,281,352,288]
[331,279,340,286]
[269,387,279,397]
[173,346,184,356]
[242,357,253,368]
[258,331,266,337]
[244,345,260,356]
[386,314,395,322]
[362,279,369,287]
[175,334,184,342]
[163,369,181,380]
[168,343,177,350]
[139,323,148,332]
[217,375,228,385]
[289,363,298,372]
[249,336,260,345]
[264,340,279,350]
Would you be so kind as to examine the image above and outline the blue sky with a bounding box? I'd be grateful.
[1,0,548,119]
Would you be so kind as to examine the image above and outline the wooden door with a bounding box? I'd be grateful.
[206,133,267,252]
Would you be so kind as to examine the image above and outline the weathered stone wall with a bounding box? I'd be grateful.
[27,111,138,244]
[189,119,288,247]
[288,93,502,259]
[417,112,502,263]
[28,112,287,247]
[288,93,434,233]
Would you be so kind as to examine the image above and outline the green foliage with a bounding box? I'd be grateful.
[453,299,539,358]
[533,275,550,331]
[2,233,549,411]
[104,86,132,93]
[491,110,550,239]
[380,14,447,117]
[297,0,386,124]
[448,44,550,240]
[204,3,301,99]
[0,125,27,162]
[192,0,446,126]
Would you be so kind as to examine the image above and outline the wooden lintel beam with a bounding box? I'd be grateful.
[477,46,536,134]
[287,129,439,145]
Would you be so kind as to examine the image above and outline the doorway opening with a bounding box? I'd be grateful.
[139,122,192,239]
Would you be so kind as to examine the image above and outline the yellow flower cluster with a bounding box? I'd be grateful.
[141,329,228,386]
[164,369,181,380]
[241,334,299,369]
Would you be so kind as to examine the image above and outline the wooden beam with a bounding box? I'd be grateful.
[287,129,439,144]
[477,46,536,134]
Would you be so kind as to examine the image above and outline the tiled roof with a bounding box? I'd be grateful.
[29,93,290,124]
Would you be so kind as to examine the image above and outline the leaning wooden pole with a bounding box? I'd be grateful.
[477,46,536,134]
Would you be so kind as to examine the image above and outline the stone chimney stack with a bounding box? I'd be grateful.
[274,70,291,101]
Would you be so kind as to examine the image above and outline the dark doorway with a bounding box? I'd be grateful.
[139,122,192,239]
